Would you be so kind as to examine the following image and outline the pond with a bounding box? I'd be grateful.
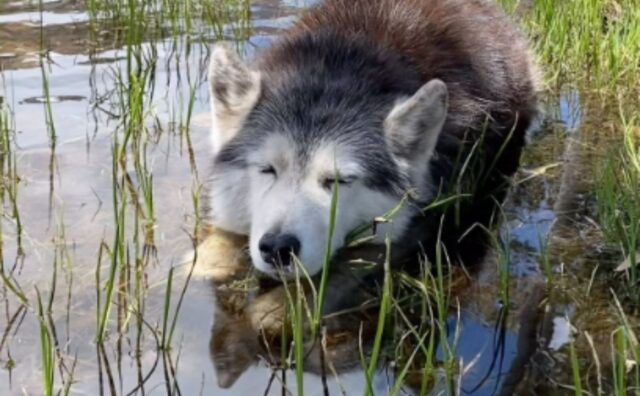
[0,0,634,395]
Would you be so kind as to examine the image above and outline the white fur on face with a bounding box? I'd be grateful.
[208,167,251,235]
[243,136,413,277]
[206,47,447,277]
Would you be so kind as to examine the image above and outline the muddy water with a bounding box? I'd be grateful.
[0,1,610,395]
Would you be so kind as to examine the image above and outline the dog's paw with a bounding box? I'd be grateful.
[185,227,250,282]
[246,287,287,338]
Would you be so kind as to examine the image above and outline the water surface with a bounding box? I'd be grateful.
[0,1,615,395]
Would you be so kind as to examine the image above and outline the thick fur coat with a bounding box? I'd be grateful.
[206,0,539,274]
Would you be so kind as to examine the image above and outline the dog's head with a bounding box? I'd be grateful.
[206,45,448,278]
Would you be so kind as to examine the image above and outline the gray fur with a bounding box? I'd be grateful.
[205,0,539,276]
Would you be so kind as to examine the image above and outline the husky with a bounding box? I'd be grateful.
[204,0,539,278]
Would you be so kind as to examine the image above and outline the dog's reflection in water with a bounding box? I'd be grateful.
[197,226,546,393]
[209,309,258,388]
[207,288,255,386]
[197,226,386,389]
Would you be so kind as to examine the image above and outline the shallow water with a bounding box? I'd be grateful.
[0,1,613,395]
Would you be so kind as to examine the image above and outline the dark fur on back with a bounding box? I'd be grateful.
[220,0,538,269]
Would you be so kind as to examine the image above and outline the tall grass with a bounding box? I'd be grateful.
[0,90,27,304]
[363,238,393,396]
[39,0,56,144]
[595,109,640,298]
[85,0,251,44]
[611,292,640,395]
[500,0,640,392]
[504,0,640,93]
[282,219,458,396]
[281,262,308,396]
[4,0,640,394]
[82,0,254,392]
[313,180,340,333]
[36,289,55,396]
[568,325,584,396]
[4,0,252,394]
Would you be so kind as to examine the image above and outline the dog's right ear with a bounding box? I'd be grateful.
[384,79,448,162]
[384,79,448,197]
[209,44,261,152]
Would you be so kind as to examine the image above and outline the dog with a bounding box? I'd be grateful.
[204,0,539,278]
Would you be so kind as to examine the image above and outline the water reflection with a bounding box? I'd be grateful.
[204,237,382,391]
[0,0,609,394]
[201,228,546,395]
[197,85,569,392]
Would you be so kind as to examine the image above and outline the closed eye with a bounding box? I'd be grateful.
[321,175,356,191]
[259,165,277,177]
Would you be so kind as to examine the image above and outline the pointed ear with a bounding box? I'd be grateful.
[384,79,448,163]
[209,44,261,152]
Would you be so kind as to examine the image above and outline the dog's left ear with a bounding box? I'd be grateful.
[209,44,261,152]
[384,79,448,166]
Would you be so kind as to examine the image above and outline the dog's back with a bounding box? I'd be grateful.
[293,0,538,116]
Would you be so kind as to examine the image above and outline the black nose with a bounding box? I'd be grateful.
[258,233,301,267]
